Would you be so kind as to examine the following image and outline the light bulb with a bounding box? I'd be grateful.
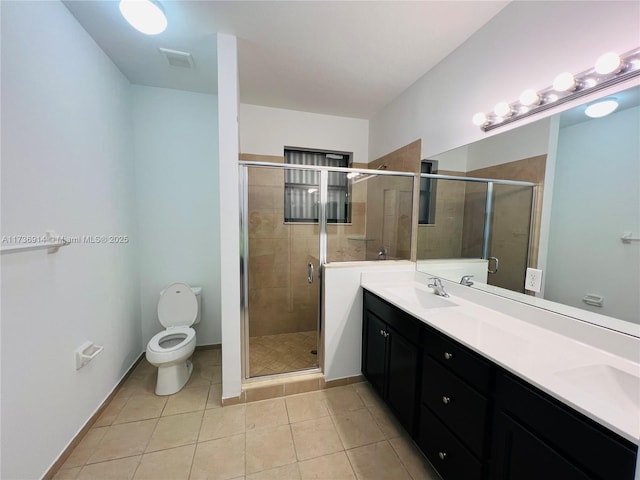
[595,52,622,75]
[585,99,618,118]
[519,89,541,107]
[553,72,577,92]
[472,112,487,126]
[494,101,512,117]
[119,0,167,35]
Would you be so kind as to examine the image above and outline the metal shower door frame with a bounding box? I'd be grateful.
[239,163,326,381]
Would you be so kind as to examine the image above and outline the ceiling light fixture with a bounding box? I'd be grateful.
[585,99,619,118]
[472,46,640,132]
[119,0,167,35]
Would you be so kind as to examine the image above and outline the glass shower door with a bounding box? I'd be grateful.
[487,184,535,292]
[459,180,535,292]
[241,164,320,378]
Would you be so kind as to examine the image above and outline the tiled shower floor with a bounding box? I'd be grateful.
[53,350,439,479]
[249,331,318,377]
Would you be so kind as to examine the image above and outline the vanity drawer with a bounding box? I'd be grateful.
[419,405,483,480]
[363,290,421,343]
[422,326,492,393]
[494,371,637,480]
[422,354,489,457]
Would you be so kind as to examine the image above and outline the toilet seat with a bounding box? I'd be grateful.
[148,326,195,353]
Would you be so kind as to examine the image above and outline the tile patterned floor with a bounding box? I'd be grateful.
[249,331,318,377]
[54,350,440,480]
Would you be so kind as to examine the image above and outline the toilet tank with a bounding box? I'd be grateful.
[191,286,202,325]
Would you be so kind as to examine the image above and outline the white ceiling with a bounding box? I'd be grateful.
[64,1,509,119]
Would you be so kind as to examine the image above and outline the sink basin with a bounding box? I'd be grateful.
[554,364,640,413]
[383,285,457,309]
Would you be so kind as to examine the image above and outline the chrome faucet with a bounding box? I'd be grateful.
[460,275,474,286]
[428,277,449,297]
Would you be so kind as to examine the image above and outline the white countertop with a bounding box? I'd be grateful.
[361,273,640,444]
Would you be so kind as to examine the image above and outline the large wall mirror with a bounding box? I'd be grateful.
[417,84,640,337]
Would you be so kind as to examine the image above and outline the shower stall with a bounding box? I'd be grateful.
[239,160,415,379]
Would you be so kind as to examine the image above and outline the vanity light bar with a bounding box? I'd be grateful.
[473,47,640,132]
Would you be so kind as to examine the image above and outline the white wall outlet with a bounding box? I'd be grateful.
[525,268,543,293]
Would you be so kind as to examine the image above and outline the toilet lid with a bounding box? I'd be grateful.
[157,283,197,328]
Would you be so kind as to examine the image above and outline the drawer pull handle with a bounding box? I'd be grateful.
[442,395,451,405]
[380,329,385,336]
[438,451,447,461]
[444,352,453,360]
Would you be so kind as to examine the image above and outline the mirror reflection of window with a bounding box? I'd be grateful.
[419,160,437,225]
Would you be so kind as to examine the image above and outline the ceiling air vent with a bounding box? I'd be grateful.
[159,48,194,69]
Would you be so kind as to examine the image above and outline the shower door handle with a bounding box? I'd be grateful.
[488,256,499,274]
[308,262,314,284]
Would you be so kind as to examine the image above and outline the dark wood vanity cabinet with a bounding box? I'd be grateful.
[490,371,637,480]
[362,289,639,480]
[362,290,421,434]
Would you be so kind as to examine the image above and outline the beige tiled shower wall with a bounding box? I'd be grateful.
[369,139,421,173]
[369,140,474,262]
[367,140,421,260]
[241,154,368,338]
[364,176,414,260]
[416,170,467,259]
[462,155,546,292]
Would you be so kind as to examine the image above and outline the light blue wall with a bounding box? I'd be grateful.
[1,2,140,477]
[546,105,640,323]
[131,86,221,345]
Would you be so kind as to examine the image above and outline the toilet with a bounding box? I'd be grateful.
[146,283,202,395]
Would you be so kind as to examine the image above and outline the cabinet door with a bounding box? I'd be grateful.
[495,372,637,480]
[490,412,591,480]
[362,311,387,396]
[386,325,419,433]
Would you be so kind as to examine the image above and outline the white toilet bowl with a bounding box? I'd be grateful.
[146,283,201,395]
